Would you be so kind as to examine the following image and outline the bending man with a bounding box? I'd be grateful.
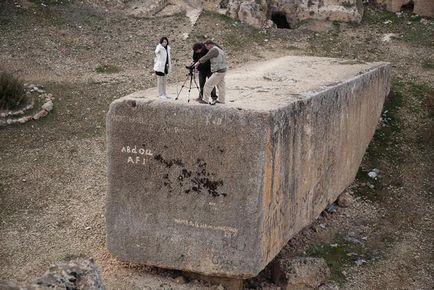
[194,39,226,105]
[192,42,217,102]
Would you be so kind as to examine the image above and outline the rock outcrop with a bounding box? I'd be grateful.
[209,0,364,28]
[375,0,434,17]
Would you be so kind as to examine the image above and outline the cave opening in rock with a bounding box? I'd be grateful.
[401,0,414,12]
[219,0,229,9]
[271,11,291,29]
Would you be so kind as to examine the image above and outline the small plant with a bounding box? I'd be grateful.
[0,72,27,110]
[95,64,121,74]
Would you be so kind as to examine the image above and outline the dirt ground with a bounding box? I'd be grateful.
[0,1,433,289]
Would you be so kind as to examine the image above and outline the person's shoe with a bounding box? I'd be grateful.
[164,94,171,99]
[159,95,168,100]
[197,99,208,104]
[209,99,217,105]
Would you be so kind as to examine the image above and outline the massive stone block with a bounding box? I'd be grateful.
[106,56,390,278]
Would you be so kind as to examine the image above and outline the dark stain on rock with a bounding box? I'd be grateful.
[154,154,185,168]
[162,173,173,192]
[191,176,225,197]
[160,158,226,198]
[182,168,192,178]
[188,159,226,197]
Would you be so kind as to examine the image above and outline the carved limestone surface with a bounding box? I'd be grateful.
[106,56,390,278]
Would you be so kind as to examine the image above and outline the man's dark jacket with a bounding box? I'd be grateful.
[193,48,212,74]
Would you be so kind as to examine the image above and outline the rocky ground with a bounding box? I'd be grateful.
[0,1,433,289]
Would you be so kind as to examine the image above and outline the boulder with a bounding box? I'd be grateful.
[0,259,104,290]
[272,257,331,290]
[337,190,354,207]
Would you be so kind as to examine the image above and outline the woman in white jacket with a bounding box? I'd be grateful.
[153,37,171,99]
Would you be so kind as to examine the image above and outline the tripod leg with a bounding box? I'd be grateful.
[176,76,190,100]
[193,77,200,94]
[187,74,195,103]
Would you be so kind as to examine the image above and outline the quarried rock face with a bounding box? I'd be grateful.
[296,0,364,23]
[236,0,269,28]
[414,0,434,16]
[213,0,364,27]
[106,56,390,278]
[375,0,434,17]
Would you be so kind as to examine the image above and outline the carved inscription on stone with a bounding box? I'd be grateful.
[121,145,153,165]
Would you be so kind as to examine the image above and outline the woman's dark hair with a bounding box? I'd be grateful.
[159,37,169,45]
[192,42,204,51]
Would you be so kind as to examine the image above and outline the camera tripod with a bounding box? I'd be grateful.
[175,67,200,102]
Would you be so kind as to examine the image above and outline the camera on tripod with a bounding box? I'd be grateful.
[185,64,195,75]
[176,63,200,101]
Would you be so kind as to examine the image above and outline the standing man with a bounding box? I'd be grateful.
[194,39,226,105]
[192,42,217,102]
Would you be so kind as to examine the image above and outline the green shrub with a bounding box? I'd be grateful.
[0,72,27,110]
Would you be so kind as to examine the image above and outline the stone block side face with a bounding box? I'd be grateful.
[106,102,270,277]
[257,64,391,269]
